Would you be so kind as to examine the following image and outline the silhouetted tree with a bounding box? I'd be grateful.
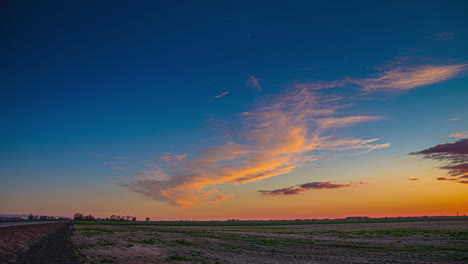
[84,214,95,221]
[28,213,34,220]
[145,217,150,221]
[132,217,136,221]
[73,213,84,220]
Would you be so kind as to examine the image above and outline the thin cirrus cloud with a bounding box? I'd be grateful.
[449,131,468,138]
[160,153,188,165]
[213,91,229,99]
[121,87,389,207]
[294,63,467,92]
[353,64,467,91]
[120,58,465,207]
[258,181,351,196]
[247,74,262,90]
[432,32,455,40]
[410,138,468,184]
[449,118,463,121]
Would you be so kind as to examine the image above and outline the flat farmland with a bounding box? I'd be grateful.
[71,220,468,264]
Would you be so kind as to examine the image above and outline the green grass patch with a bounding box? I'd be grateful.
[174,239,197,246]
[82,231,105,237]
[316,229,468,239]
[168,253,190,261]
[77,244,93,249]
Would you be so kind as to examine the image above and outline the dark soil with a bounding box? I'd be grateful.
[17,223,83,264]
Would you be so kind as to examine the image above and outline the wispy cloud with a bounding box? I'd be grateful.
[104,158,127,171]
[409,178,419,181]
[353,64,467,92]
[121,57,463,207]
[449,118,463,121]
[295,62,467,93]
[121,87,388,207]
[247,74,262,90]
[160,153,188,165]
[433,32,455,40]
[213,91,229,99]
[449,131,468,138]
[410,138,468,184]
[259,181,351,196]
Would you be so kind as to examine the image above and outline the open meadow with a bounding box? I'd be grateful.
[71,219,468,264]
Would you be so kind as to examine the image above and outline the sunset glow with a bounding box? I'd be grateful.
[1,1,467,221]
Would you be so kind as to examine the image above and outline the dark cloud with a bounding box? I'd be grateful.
[258,181,351,196]
[410,139,468,184]
[409,178,419,181]
[410,138,468,157]
[258,188,303,196]
[299,182,351,189]
[436,177,457,181]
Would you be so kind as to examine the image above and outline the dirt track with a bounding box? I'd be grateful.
[0,222,82,264]
[18,223,82,264]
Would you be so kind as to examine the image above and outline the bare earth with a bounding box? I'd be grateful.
[71,221,468,264]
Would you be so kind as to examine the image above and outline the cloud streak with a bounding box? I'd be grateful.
[353,64,467,91]
[121,58,465,207]
[259,181,351,196]
[213,91,229,99]
[121,87,388,207]
[295,63,467,92]
[247,74,262,90]
[450,131,468,138]
[433,32,455,40]
[410,138,468,184]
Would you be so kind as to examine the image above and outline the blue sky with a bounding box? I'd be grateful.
[1,1,467,219]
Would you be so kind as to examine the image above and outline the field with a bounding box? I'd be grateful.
[71,219,468,264]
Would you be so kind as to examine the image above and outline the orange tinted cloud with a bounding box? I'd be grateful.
[409,178,419,181]
[295,62,466,92]
[122,87,388,207]
[449,131,468,138]
[354,64,467,91]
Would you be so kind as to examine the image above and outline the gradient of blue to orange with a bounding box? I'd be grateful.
[1,1,467,220]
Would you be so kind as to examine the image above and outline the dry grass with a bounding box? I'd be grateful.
[71,221,468,264]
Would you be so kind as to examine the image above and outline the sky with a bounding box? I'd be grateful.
[1,0,467,220]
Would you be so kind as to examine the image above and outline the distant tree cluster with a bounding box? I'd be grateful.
[73,213,95,221]
[109,215,137,221]
[28,213,65,221]
[0,216,25,221]
[73,213,142,222]
[227,219,240,222]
